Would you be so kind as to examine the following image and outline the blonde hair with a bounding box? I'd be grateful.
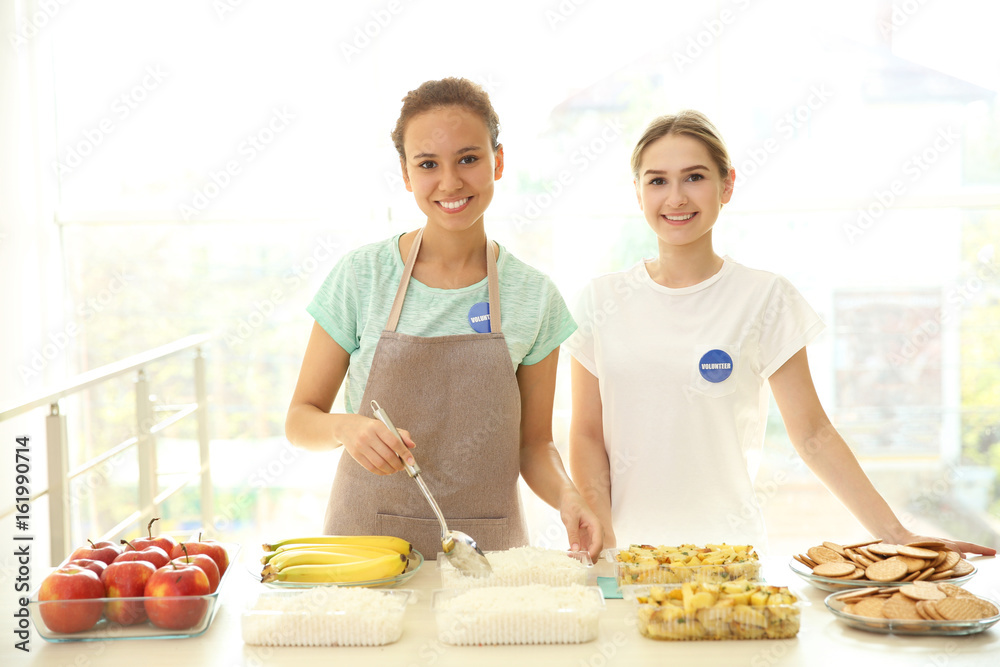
[630,110,731,179]
[390,77,500,159]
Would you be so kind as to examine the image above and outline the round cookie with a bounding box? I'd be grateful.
[822,541,847,557]
[899,583,946,601]
[939,550,961,572]
[853,597,887,618]
[866,558,908,583]
[812,561,857,578]
[868,543,899,557]
[883,593,922,620]
[807,546,846,564]
[935,596,995,621]
[896,545,939,559]
[951,559,975,577]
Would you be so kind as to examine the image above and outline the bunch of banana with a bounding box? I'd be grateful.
[259,535,412,584]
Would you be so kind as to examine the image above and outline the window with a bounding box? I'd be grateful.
[5,0,998,561]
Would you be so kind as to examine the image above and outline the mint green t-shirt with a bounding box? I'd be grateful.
[307,234,577,414]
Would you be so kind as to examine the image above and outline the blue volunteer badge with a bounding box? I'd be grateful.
[468,301,491,333]
[699,349,733,383]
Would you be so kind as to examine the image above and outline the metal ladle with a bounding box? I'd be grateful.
[371,400,492,577]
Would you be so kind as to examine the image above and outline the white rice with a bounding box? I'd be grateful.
[440,546,589,588]
[434,584,602,645]
[241,586,407,647]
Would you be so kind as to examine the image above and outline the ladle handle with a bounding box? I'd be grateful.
[370,400,420,477]
[370,400,451,541]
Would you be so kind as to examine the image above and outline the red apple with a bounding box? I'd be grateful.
[117,540,170,569]
[199,537,230,577]
[144,561,211,630]
[65,558,107,579]
[173,533,229,578]
[130,517,179,556]
[101,560,156,625]
[69,539,121,566]
[37,566,106,634]
[171,547,220,593]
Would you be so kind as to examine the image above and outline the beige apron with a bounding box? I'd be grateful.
[322,228,528,559]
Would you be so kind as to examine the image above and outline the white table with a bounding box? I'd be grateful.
[18,553,1000,666]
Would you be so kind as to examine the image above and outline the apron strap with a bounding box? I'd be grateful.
[486,237,501,334]
[386,227,502,333]
[386,228,423,332]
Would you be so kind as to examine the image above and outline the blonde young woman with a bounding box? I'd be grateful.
[566,110,994,557]
[286,78,602,560]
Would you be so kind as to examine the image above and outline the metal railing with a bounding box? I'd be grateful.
[0,333,213,565]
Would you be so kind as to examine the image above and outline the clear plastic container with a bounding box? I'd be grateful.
[608,545,761,586]
[29,543,241,642]
[432,584,604,645]
[438,547,592,588]
[622,582,802,641]
[241,588,412,646]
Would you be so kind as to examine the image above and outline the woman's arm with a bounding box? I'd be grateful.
[285,321,415,475]
[569,357,617,549]
[769,347,995,556]
[516,348,603,559]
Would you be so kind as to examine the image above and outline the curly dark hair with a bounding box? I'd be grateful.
[391,77,500,159]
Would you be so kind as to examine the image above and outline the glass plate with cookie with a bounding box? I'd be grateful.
[824,582,1000,636]
[788,539,976,592]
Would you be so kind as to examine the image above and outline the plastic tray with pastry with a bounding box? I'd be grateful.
[609,543,761,586]
[824,582,1000,636]
[621,580,802,641]
[789,538,976,592]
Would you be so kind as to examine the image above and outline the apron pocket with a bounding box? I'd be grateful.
[376,513,514,560]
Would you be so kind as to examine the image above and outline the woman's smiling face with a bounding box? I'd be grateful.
[400,105,503,233]
[635,133,734,250]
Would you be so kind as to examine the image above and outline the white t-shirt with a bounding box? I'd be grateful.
[564,258,825,554]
